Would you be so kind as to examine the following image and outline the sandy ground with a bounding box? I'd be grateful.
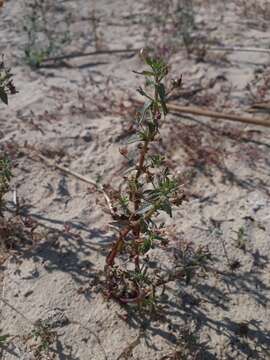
[1,0,270,359]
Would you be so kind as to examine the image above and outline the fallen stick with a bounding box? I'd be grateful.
[208,46,270,54]
[43,46,270,64]
[167,103,270,128]
[27,150,114,215]
[43,48,140,63]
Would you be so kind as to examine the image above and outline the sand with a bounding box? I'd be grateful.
[0,0,270,359]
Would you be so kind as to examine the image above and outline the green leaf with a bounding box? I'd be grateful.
[140,237,153,254]
[139,218,149,233]
[133,70,155,77]
[139,100,152,124]
[150,155,165,167]
[160,199,172,217]
[0,87,8,105]
[156,83,168,115]
[144,56,154,67]
[0,334,10,347]
[137,86,147,97]
[126,135,141,144]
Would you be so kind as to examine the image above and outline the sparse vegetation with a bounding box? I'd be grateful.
[22,0,72,68]
[0,56,17,105]
[30,320,57,358]
[0,156,12,215]
[0,57,16,214]
[0,333,10,348]
[103,51,186,308]
[1,1,270,359]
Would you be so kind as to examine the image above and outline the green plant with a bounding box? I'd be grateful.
[0,56,17,105]
[30,320,57,356]
[173,241,211,285]
[233,226,247,251]
[0,333,10,348]
[22,0,71,68]
[0,59,38,251]
[104,50,185,308]
[0,57,16,213]
[0,156,12,214]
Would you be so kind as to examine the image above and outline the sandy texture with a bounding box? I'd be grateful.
[1,0,270,359]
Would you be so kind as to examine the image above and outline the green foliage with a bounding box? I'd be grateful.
[0,334,10,348]
[104,51,184,308]
[233,226,247,251]
[0,58,15,212]
[0,156,12,211]
[0,57,17,105]
[31,320,56,354]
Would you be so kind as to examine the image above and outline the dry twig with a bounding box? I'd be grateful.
[23,148,114,215]
[168,103,270,128]
[42,48,140,63]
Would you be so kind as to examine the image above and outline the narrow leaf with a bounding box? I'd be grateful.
[156,83,168,115]
[139,100,152,124]
[0,334,10,347]
[0,87,8,105]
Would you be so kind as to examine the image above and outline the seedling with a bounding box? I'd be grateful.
[233,226,247,251]
[22,0,71,68]
[31,320,57,356]
[0,157,12,214]
[173,241,212,285]
[104,51,185,308]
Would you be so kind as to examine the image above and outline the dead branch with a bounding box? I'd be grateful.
[25,150,114,216]
[168,103,270,128]
[208,46,270,54]
[42,48,140,63]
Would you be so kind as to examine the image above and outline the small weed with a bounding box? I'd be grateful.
[22,0,72,68]
[0,57,16,212]
[233,226,247,251]
[0,156,12,214]
[0,59,39,251]
[104,50,184,308]
[31,320,57,356]
[173,240,212,285]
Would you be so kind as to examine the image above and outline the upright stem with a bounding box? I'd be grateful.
[134,74,159,210]
[106,63,164,276]
[132,75,160,270]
